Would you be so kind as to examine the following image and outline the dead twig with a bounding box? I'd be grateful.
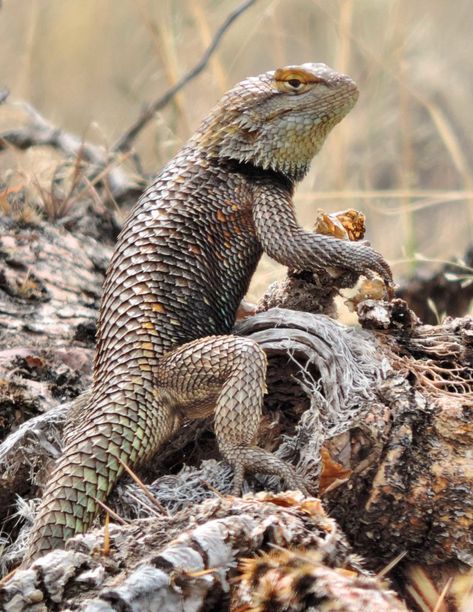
[0,0,257,204]
[433,578,453,612]
[118,457,168,515]
[0,101,133,199]
[111,0,259,153]
[0,101,106,166]
[94,498,129,526]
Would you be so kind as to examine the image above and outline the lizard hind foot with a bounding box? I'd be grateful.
[225,445,309,497]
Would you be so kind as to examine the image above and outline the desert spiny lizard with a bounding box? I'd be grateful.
[25,63,392,563]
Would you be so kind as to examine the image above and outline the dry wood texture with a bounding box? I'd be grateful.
[0,202,471,610]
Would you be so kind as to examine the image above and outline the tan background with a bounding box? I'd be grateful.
[1,0,472,301]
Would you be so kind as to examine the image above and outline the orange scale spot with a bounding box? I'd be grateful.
[224,199,240,211]
[151,303,165,313]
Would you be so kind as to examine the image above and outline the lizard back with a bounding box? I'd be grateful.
[94,149,294,388]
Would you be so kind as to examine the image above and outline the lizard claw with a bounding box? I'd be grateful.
[362,245,393,288]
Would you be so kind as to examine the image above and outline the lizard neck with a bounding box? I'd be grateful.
[190,122,318,184]
[209,157,296,192]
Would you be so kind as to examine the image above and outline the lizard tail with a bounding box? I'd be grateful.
[23,389,174,564]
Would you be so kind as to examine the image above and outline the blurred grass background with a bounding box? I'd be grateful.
[1,0,472,302]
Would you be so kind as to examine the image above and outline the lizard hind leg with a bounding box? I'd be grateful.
[156,335,308,496]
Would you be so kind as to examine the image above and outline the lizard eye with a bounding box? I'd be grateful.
[274,67,323,94]
[287,79,302,89]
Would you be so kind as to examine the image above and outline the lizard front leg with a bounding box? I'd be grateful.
[252,182,393,284]
[156,335,308,496]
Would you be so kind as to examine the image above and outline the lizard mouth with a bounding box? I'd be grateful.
[264,93,356,124]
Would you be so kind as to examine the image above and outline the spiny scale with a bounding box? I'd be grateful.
[25,63,391,563]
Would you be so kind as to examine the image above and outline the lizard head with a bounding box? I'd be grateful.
[194,63,359,182]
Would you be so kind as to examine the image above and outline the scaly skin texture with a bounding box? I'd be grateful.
[25,63,392,563]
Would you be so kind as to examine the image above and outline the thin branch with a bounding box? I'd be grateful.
[0,101,106,165]
[94,498,130,526]
[118,457,168,515]
[0,101,136,198]
[111,0,258,153]
[0,0,257,202]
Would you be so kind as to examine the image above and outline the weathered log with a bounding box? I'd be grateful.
[0,214,107,542]
[396,245,473,324]
[0,206,472,609]
[0,493,406,611]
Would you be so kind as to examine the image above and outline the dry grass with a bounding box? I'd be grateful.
[1,0,473,302]
[0,181,42,225]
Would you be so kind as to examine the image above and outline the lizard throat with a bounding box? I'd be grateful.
[196,136,314,184]
[193,119,330,184]
[212,158,296,192]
